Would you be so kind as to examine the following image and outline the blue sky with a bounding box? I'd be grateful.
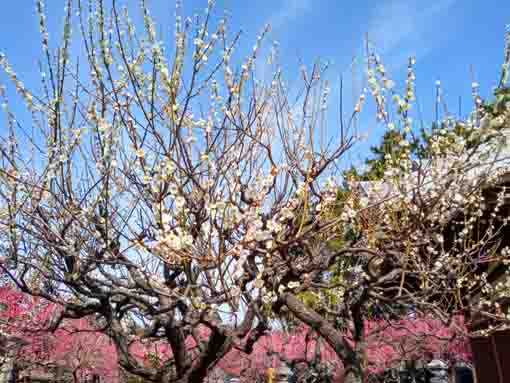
[1,0,509,165]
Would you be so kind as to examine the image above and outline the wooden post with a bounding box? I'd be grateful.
[490,335,504,383]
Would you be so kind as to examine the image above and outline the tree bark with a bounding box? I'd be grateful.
[277,293,366,382]
[183,330,231,383]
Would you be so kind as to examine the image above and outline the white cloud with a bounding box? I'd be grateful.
[268,0,311,30]
[367,0,458,68]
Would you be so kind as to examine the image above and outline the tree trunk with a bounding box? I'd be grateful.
[278,294,358,363]
[279,293,367,383]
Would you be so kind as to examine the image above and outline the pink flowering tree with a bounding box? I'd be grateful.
[1,284,235,382]
[217,318,471,382]
[0,285,119,382]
